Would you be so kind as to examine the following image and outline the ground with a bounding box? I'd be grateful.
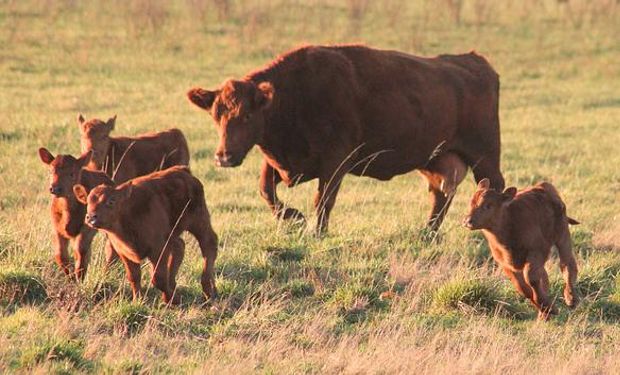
[1,0,619,373]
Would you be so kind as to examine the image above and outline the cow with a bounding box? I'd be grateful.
[38,148,114,280]
[73,166,218,304]
[463,178,580,320]
[186,45,504,235]
[77,114,190,183]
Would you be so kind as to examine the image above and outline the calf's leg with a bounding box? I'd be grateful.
[190,217,219,300]
[524,261,557,320]
[53,233,72,276]
[103,238,119,271]
[167,237,185,292]
[120,255,142,301]
[73,228,96,281]
[259,159,304,222]
[556,228,579,308]
[149,248,178,305]
[502,266,534,301]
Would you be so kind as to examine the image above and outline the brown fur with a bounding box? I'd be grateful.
[74,166,218,304]
[38,148,113,280]
[77,114,190,183]
[463,178,580,320]
[187,45,504,234]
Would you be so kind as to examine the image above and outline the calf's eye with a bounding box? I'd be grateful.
[244,113,252,122]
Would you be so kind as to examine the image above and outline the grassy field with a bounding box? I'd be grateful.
[1,0,619,373]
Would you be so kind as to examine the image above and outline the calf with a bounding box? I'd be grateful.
[73,166,218,304]
[38,148,114,280]
[77,114,190,183]
[419,152,468,198]
[463,178,579,320]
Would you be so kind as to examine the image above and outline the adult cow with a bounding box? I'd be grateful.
[187,45,504,234]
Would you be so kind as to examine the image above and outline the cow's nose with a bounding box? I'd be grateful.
[86,213,99,227]
[49,185,62,196]
[214,152,234,168]
[462,217,474,229]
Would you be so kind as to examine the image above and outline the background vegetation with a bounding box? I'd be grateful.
[0,0,619,373]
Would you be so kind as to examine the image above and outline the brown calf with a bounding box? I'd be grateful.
[463,178,579,320]
[74,166,218,304]
[77,114,190,183]
[38,148,113,280]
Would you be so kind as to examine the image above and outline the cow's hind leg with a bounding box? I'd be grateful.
[557,227,579,308]
[189,213,218,300]
[260,159,305,223]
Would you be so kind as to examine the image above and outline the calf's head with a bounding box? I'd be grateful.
[73,184,132,229]
[187,79,274,167]
[77,114,116,166]
[38,148,93,197]
[463,178,517,230]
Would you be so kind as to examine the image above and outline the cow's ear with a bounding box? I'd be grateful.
[73,184,88,204]
[106,115,116,131]
[38,147,55,165]
[187,88,217,111]
[502,187,517,201]
[477,178,490,190]
[255,82,274,109]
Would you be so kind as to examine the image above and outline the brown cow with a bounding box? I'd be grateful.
[73,166,218,304]
[77,114,190,183]
[463,178,580,320]
[187,45,504,234]
[38,148,114,280]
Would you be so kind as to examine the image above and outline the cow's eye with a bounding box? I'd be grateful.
[483,203,492,210]
[106,199,115,207]
[244,113,252,122]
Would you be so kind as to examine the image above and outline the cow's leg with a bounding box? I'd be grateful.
[53,232,72,277]
[556,228,579,308]
[149,248,178,305]
[189,216,219,300]
[167,237,185,292]
[469,152,505,191]
[314,159,351,236]
[502,266,534,301]
[73,228,96,281]
[120,255,142,301]
[259,159,304,222]
[524,260,557,320]
[103,237,120,271]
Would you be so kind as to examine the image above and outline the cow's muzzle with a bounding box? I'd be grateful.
[214,152,242,168]
[49,185,63,196]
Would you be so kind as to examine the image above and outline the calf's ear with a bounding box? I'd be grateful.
[187,88,217,111]
[255,82,274,109]
[77,113,87,133]
[502,187,517,201]
[38,147,55,165]
[106,115,116,131]
[73,184,88,204]
[477,178,490,190]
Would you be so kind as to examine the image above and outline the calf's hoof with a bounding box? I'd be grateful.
[565,292,580,309]
[537,305,558,321]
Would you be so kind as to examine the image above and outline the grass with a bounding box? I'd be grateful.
[1,0,620,373]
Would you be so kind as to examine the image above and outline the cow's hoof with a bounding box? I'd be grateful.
[277,207,306,224]
[565,292,579,309]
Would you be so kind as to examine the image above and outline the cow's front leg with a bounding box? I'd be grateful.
[259,159,305,222]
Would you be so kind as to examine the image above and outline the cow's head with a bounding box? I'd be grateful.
[38,148,93,197]
[187,79,274,167]
[463,178,517,230]
[77,114,116,167]
[74,183,132,229]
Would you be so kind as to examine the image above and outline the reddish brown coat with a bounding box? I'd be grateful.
[74,166,218,304]
[463,178,579,320]
[38,148,113,280]
[77,114,190,183]
[187,45,504,234]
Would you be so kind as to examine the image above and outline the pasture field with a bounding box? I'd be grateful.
[1,0,619,373]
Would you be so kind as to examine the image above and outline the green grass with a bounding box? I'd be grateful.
[1,0,620,373]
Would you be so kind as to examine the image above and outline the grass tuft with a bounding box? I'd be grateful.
[0,269,47,306]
